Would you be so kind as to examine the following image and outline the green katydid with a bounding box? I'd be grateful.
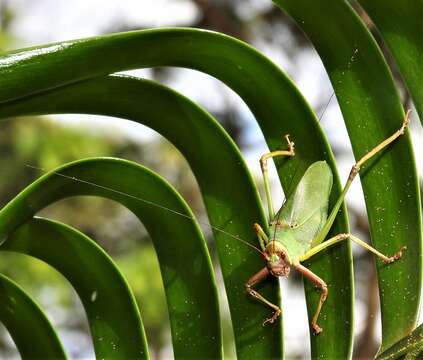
[246,110,411,334]
[24,110,411,335]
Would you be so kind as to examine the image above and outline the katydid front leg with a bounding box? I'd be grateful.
[260,134,295,220]
[245,267,282,326]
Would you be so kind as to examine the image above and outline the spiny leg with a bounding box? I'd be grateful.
[294,263,327,335]
[300,233,406,263]
[254,223,269,251]
[260,134,295,221]
[314,110,411,244]
[245,267,281,326]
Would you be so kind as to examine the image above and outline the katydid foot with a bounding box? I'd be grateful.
[312,323,323,335]
[382,246,407,264]
[262,308,282,326]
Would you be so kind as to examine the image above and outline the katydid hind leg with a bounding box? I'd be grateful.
[245,267,282,326]
[259,134,295,221]
[314,110,411,245]
[294,263,328,335]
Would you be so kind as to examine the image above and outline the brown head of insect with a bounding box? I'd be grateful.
[264,241,290,277]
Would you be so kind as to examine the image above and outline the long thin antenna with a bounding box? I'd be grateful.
[318,92,335,122]
[25,164,265,256]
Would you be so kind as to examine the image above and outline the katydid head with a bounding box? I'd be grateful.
[265,241,291,277]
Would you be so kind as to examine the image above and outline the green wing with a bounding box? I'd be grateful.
[275,161,333,259]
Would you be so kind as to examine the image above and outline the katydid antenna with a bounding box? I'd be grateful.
[25,164,265,256]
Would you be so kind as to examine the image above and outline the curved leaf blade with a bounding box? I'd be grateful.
[273,0,422,353]
[376,323,423,360]
[0,28,352,358]
[0,71,351,358]
[0,158,221,360]
[0,273,67,358]
[0,75,278,358]
[2,217,148,359]
[358,0,423,124]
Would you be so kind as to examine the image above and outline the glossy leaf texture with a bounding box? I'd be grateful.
[358,0,423,124]
[376,323,423,360]
[1,71,349,354]
[2,217,148,359]
[273,0,421,353]
[0,29,351,358]
[0,158,221,360]
[0,273,66,358]
[0,76,276,359]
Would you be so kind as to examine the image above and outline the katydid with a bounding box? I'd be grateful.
[246,110,411,334]
[24,110,410,335]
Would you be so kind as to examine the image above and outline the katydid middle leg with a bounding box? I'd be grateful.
[260,134,295,221]
[313,110,411,244]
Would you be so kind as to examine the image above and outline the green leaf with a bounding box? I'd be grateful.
[0,158,221,359]
[0,273,66,358]
[273,0,421,354]
[0,75,278,358]
[2,217,149,359]
[376,323,423,360]
[0,70,350,358]
[0,28,352,358]
[358,0,423,124]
